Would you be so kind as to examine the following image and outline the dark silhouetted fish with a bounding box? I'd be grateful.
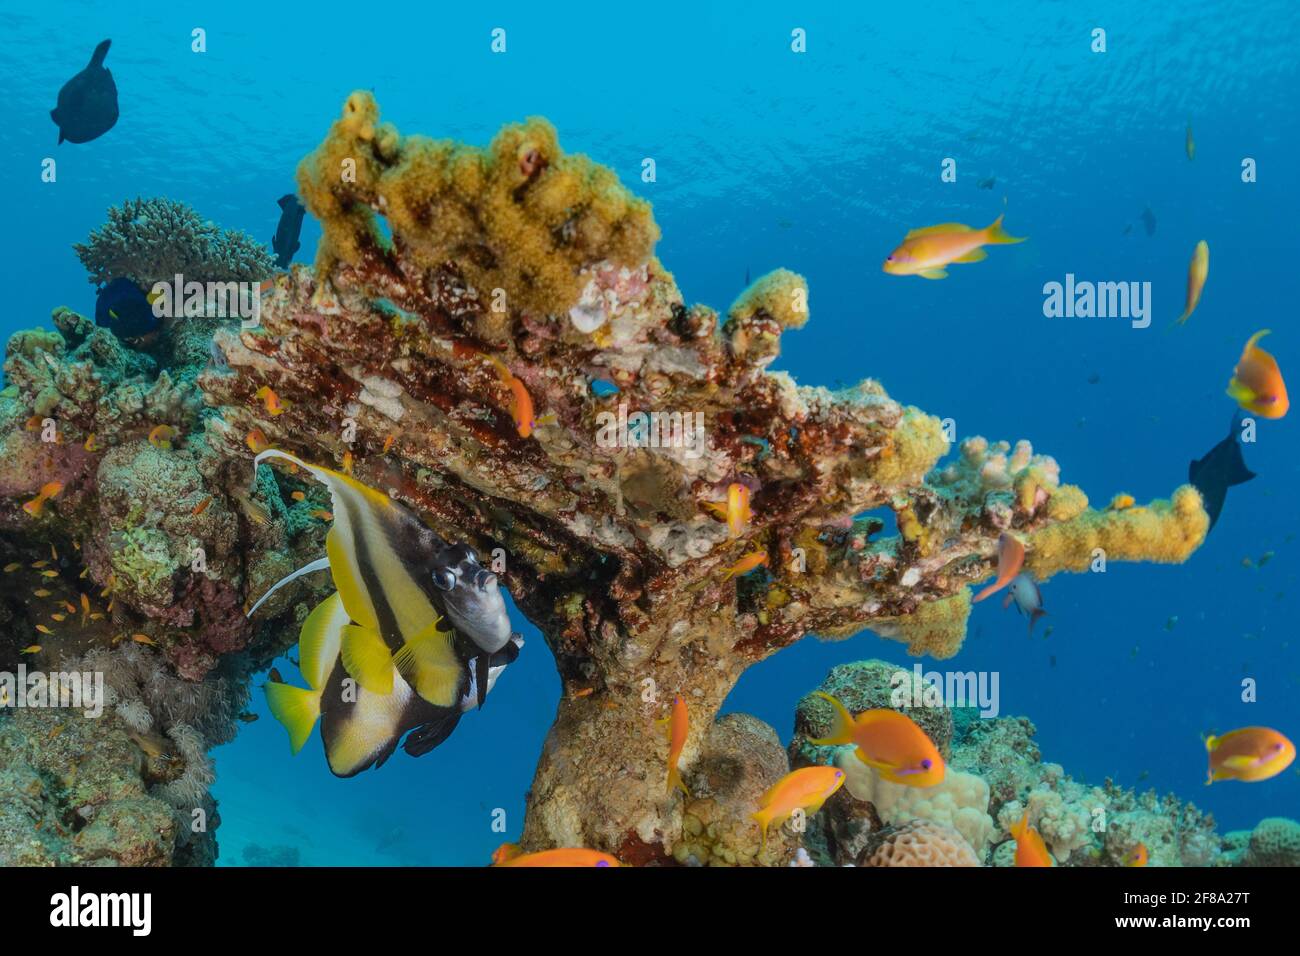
[95,277,159,338]
[977,176,996,190]
[1141,205,1156,237]
[272,194,306,269]
[51,39,118,145]
[1189,414,1256,532]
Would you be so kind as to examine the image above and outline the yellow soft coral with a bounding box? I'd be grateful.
[872,407,949,488]
[867,590,971,660]
[727,268,810,329]
[1026,484,1208,576]
[297,92,659,317]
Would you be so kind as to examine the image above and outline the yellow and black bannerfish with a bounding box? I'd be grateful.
[252,449,522,776]
[254,449,463,708]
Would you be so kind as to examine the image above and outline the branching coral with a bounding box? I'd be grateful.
[74,197,276,288]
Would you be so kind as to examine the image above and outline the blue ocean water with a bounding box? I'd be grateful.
[2,0,1296,864]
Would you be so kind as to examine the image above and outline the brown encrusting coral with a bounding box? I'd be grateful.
[0,92,1210,864]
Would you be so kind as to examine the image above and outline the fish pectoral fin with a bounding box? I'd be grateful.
[264,681,322,755]
[951,247,988,264]
[340,624,395,694]
[905,223,972,238]
[404,711,464,757]
[1221,755,1259,770]
[918,268,948,279]
[1226,379,1257,404]
[392,621,460,707]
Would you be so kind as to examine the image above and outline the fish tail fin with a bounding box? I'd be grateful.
[1028,609,1047,637]
[667,765,691,798]
[1009,811,1028,840]
[264,681,321,755]
[90,39,111,68]
[807,691,856,745]
[984,214,1026,245]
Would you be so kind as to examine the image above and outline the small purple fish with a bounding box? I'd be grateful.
[1003,573,1047,636]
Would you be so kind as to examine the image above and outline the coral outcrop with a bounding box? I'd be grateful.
[792,659,1235,868]
[1,93,1215,865]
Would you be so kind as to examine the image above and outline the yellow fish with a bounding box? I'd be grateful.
[255,385,288,416]
[246,428,270,454]
[751,765,846,853]
[703,482,751,538]
[20,645,42,654]
[40,570,58,578]
[883,214,1025,279]
[84,433,98,453]
[33,589,52,597]
[1186,121,1196,160]
[131,633,156,646]
[148,424,178,449]
[1205,727,1295,783]
[3,562,20,572]
[721,549,768,581]
[35,625,53,636]
[1171,240,1209,327]
[656,695,690,797]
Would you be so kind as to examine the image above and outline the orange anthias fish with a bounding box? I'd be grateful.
[485,355,537,438]
[1124,843,1149,867]
[246,429,270,454]
[883,214,1026,279]
[658,694,690,796]
[721,549,768,581]
[972,532,1025,603]
[191,496,213,516]
[1171,240,1209,327]
[1205,727,1295,783]
[494,848,620,868]
[704,483,752,537]
[1227,331,1289,419]
[751,765,846,853]
[809,692,945,786]
[255,385,287,416]
[21,481,65,517]
[1009,812,1053,867]
[148,425,178,449]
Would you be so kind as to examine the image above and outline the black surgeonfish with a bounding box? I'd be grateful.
[251,450,519,775]
[51,39,118,145]
[271,194,306,269]
[1189,414,1256,532]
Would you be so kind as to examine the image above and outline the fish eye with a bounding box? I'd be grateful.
[433,569,456,591]
[920,758,932,769]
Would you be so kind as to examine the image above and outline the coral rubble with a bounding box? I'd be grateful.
[2,92,1217,865]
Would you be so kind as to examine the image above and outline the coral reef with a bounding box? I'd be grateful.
[1,93,1216,865]
[791,659,1239,868]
